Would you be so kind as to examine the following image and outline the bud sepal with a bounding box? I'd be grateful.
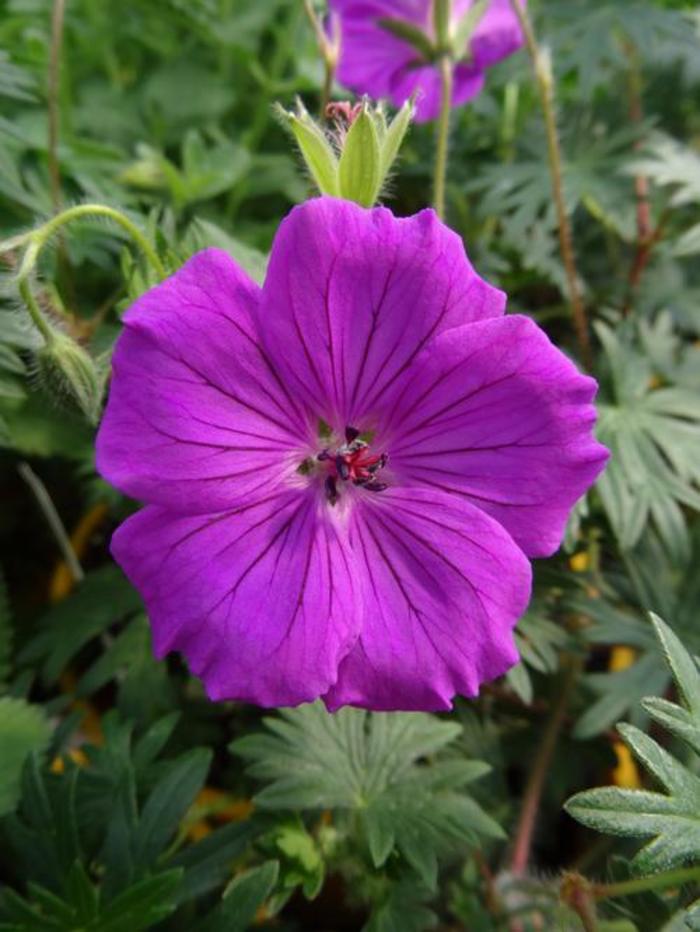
[278,97,414,208]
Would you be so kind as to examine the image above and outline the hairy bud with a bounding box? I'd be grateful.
[35,332,102,424]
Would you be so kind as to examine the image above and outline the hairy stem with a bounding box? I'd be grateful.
[34,204,165,278]
[15,205,165,339]
[594,864,700,901]
[18,463,84,585]
[17,242,55,345]
[433,55,453,220]
[508,0,591,369]
[48,0,67,215]
[510,661,578,875]
[622,41,659,317]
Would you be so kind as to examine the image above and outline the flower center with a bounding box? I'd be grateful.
[317,426,388,505]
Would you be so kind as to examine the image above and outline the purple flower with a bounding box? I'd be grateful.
[330,0,526,122]
[96,197,607,711]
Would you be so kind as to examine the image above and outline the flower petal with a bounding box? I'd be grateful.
[260,197,504,432]
[112,490,361,707]
[323,487,531,711]
[388,62,485,122]
[332,0,524,122]
[333,0,421,103]
[466,0,526,70]
[381,315,609,557]
[97,249,310,513]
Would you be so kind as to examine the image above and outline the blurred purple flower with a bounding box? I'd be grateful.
[97,197,607,711]
[330,0,526,122]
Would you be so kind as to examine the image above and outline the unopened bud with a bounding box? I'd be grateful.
[35,331,102,424]
[278,97,414,208]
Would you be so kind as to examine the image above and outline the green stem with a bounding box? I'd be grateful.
[594,864,700,901]
[17,242,55,345]
[433,55,453,220]
[507,0,591,370]
[34,204,166,278]
[14,204,165,344]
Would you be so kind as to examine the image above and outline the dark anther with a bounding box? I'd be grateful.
[345,425,360,444]
[368,453,388,473]
[325,475,339,505]
[317,450,331,461]
[335,455,350,480]
[363,481,387,493]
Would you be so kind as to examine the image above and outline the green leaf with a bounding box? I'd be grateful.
[508,607,571,703]
[171,820,260,904]
[77,615,151,697]
[0,50,36,102]
[19,567,143,685]
[338,106,382,208]
[594,320,700,557]
[64,862,99,925]
[233,704,500,888]
[0,699,51,817]
[650,612,700,719]
[272,821,323,899]
[132,748,212,868]
[566,615,700,873]
[364,880,437,932]
[572,529,700,736]
[89,869,183,932]
[197,861,279,932]
[625,133,700,207]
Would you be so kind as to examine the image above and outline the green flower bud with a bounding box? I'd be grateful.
[278,97,414,209]
[35,331,102,424]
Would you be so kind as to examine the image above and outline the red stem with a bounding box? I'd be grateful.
[510,663,577,876]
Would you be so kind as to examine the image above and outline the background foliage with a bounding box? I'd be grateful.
[1,0,700,929]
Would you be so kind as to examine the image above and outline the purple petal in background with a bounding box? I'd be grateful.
[331,0,526,122]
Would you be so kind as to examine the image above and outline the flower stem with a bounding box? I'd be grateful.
[508,0,591,369]
[34,204,166,279]
[510,659,578,875]
[14,204,165,343]
[48,0,67,215]
[17,241,55,345]
[433,54,453,220]
[303,0,338,117]
[622,39,660,317]
[593,864,700,901]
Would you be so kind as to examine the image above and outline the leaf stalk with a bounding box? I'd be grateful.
[508,0,592,369]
